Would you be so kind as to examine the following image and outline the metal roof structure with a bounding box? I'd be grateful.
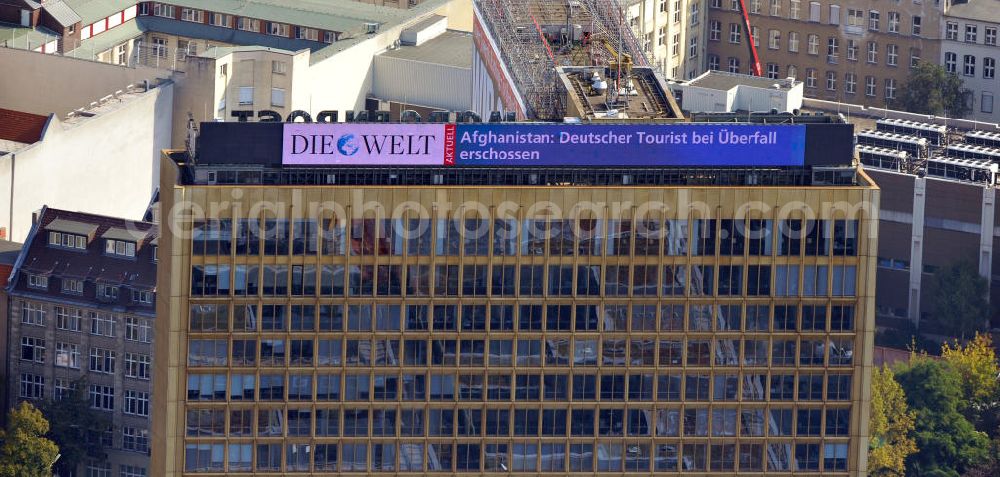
[62,0,137,24]
[41,0,82,26]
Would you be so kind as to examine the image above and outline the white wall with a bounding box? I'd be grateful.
[0,83,173,242]
[305,0,473,116]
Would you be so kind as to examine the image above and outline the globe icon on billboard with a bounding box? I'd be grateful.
[337,134,360,156]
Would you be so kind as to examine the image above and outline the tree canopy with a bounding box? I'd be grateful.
[0,401,60,477]
[941,333,1000,434]
[39,380,111,476]
[869,366,918,476]
[896,359,991,476]
[927,260,989,339]
[899,62,972,118]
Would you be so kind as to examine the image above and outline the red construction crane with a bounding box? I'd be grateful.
[735,0,763,76]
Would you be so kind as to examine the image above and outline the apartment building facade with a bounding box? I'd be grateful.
[624,0,708,80]
[941,0,1000,121]
[706,0,942,108]
[153,119,878,476]
[4,208,157,476]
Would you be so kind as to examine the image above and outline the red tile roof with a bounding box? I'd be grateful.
[0,108,49,144]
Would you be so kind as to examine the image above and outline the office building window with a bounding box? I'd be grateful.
[965,55,977,76]
[123,426,149,452]
[729,23,740,43]
[865,76,876,96]
[885,78,896,100]
[125,390,150,417]
[983,92,994,114]
[126,316,152,342]
[89,348,116,374]
[91,312,115,337]
[238,86,253,105]
[20,374,44,399]
[987,26,997,45]
[89,385,115,410]
[847,9,863,27]
[887,44,898,66]
[868,10,879,30]
[767,63,779,79]
[788,31,799,52]
[728,57,740,73]
[769,30,780,49]
[709,21,720,41]
[946,22,958,40]
[22,302,45,325]
[986,57,996,79]
[946,52,957,73]
[268,22,288,37]
[845,73,856,94]
[826,71,837,90]
[805,68,816,88]
[55,342,79,368]
[912,15,922,36]
[271,88,285,107]
[20,336,45,363]
[807,34,818,54]
[967,24,978,43]
[708,54,719,70]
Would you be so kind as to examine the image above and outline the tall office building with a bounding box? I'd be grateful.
[153,115,878,475]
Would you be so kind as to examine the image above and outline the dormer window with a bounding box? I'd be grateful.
[49,231,87,250]
[106,239,137,258]
[28,274,48,289]
[132,289,154,304]
[62,278,84,294]
[99,284,119,299]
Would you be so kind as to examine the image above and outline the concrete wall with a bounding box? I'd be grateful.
[170,48,311,146]
[626,0,706,80]
[0,47,170,116]
[0,83,173,242]
[305,0,472,115]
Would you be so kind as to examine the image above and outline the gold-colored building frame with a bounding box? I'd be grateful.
[153,153,879,477]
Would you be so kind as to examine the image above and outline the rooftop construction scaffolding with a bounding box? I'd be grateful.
[474,0,652,120]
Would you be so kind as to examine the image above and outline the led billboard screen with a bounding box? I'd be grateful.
[283,123,448,166]
[281,123,808,167]
[453,124,806,166]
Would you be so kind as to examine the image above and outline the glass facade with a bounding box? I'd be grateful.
[179,211,865,474]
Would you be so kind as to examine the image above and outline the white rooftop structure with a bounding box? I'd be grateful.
[671,70,804,114]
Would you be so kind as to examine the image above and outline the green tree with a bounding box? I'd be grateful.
[0,401,60,477]
[869,366,918,476]
[896,359,991,476]
[927,260,989,339]
[40,380,111,475]
[899,62,971,118]
[941,333,1000,434]
[962,437,1000,477]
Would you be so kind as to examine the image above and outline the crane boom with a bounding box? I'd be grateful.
[735,0,763,76]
